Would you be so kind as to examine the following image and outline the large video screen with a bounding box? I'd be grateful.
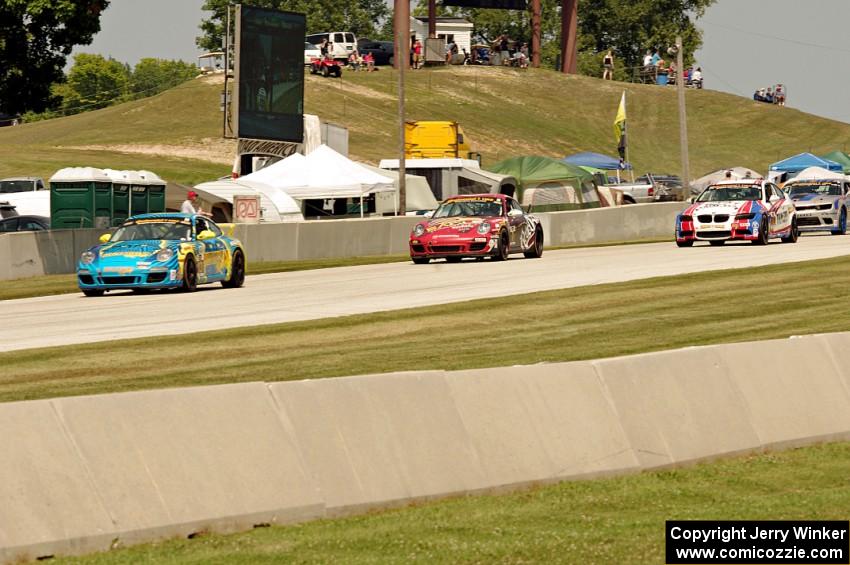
[236,5,305,142]
[442,0,527,8]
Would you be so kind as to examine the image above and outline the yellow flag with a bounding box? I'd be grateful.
[613,91,626,159]
[613,91,626,144]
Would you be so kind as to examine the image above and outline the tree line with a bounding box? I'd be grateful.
[1,0,715,120]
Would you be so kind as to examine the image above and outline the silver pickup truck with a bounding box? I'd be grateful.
[605,173,680,204]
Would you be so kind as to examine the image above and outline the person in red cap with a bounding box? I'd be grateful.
[181,190,211,216]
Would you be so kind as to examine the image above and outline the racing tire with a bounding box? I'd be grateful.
[445,256,462,263]
[676,240,693,247]
[412,257,430,264]
[82,289,104,297]
[709,240,725,246]
[493,231,510,261]
[181,256,198,292]
[781,217,799,244]
[222,249,246,288]
[322,66,329,77]
[753,218,769,245]
[832,208,847,235]
[523,226,544,258]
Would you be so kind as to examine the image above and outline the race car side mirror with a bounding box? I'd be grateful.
[197,230,216,240]
[99,233,111,243]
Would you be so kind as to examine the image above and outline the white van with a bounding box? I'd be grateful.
[305,32,357,60]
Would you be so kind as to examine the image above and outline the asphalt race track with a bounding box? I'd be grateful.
[5,235,850,352]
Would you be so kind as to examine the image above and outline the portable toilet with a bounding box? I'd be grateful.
[104,169,131,225]
[49,167,113,229]
[139,170,166,213]
[124,170,149,216]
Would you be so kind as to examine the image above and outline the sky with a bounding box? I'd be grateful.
[72,0,850,124]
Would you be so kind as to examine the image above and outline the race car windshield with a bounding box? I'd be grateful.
[697,186,762,202]
[432,200,503,218]
[787,183,842,197]
[111,222,192,242]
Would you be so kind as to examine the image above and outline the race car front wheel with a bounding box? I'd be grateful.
[753,218,769,245]
[832,208,847,235]
[181,256,198,292]
[493,232,510,261]
[222,249,245,288]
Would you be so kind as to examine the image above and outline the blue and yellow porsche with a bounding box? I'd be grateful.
[77,213,246,297]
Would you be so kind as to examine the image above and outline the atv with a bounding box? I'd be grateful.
[310,57,342,78]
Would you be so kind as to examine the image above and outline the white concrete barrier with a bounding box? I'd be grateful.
[0,400,116,563]
[0,204,680,281]
[52,383,322,555]
[592,347,762,468]
[445,363,640,488]
[269,371,487,515]
[7,331,849,563]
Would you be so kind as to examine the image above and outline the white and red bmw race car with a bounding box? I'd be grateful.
[675,179,798,246]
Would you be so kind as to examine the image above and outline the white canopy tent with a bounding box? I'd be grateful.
[359,163,438,214]
[789,166,848,182]
[241,145,394,216]
[192,177,302,222]
[691,167,762,194]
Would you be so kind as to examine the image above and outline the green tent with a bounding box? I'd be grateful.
[820,151,850,174]
[487,156,597,211]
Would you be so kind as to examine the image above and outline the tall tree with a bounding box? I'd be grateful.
[0,0,109,115]
[59,53,130,115]
[131,58,198,97]
[197,0,390,52]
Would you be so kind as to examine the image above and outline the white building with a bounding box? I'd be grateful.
[411,17,473,54]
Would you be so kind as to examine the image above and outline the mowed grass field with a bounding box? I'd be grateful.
[4,254,850,403]
[57,442,850,564]
[2,67,850,184]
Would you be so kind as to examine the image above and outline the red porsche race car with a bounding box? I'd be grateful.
[409,194,544,264]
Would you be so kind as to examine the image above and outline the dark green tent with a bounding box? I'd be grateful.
[487,156,596,211]
[820,151,850,174]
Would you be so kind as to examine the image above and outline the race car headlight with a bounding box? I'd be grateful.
[735,213,755,220]
[477,221,491,234]
[155,248,174,262]
[80,251,96,265]
[413,224,425,237]
[680,215,692,222]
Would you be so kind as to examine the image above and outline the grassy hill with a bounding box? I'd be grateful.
[1,67,849,185]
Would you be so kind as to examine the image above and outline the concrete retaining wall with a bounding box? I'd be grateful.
[0,203,680,281]
[7,330,848,562]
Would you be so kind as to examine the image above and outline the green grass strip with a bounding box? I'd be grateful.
[59,441,850,564]
[3,254,850,403]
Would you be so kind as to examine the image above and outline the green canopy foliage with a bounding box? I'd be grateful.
[0,0,109,115]
[414,0,714,71]
[197,0,391,51]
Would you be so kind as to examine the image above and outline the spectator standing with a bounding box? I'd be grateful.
[642,50,653,68]
[413,39,423,69]
[499,34,510,65]
[602,49,614,80]
[319,38,329,57]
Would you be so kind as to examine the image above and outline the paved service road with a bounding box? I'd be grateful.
[5,235,850,352]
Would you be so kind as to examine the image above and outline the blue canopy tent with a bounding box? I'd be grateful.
[563,152,632,170]
[562,152,633,183]
[769,152,843,174]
